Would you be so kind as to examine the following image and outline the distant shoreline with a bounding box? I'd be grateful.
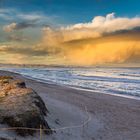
[0,63,140,69]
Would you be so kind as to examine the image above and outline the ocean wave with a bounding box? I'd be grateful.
[1,67,140,98]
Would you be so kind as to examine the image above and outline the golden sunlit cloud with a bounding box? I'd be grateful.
[1,13,140,66]
[42,13,140,42]
[39,13,140,66]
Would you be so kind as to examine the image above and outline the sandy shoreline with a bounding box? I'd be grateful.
[0,70,140,140]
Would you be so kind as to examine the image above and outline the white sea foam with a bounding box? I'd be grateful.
[1,67,140,98]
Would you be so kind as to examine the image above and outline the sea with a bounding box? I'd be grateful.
[1,67,140,99]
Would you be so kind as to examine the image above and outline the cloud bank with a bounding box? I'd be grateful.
[43,13,140,42]
[0,13,140,66]
[40,13,140,65]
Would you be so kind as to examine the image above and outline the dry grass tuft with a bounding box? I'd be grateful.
[0,76,13,80]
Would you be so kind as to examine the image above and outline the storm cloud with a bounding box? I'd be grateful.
[40,13,140,65]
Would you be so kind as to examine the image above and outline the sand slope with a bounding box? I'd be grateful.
[0,70,140,140]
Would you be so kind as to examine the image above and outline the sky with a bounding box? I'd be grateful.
[0,0,140,66]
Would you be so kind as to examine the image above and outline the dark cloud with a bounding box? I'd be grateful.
[3,20,51,33]
[3,21,37,32]
[13,21,36,30]
[63,29,140,46]
[103,26,140,36]
[42,24,51,28]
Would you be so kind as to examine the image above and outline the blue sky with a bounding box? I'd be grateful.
[0,0,140,24]
[0,0,140,65]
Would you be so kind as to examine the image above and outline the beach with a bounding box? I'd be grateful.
[0,70,140,140]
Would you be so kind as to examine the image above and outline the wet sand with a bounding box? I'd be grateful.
[0,70,140,140]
